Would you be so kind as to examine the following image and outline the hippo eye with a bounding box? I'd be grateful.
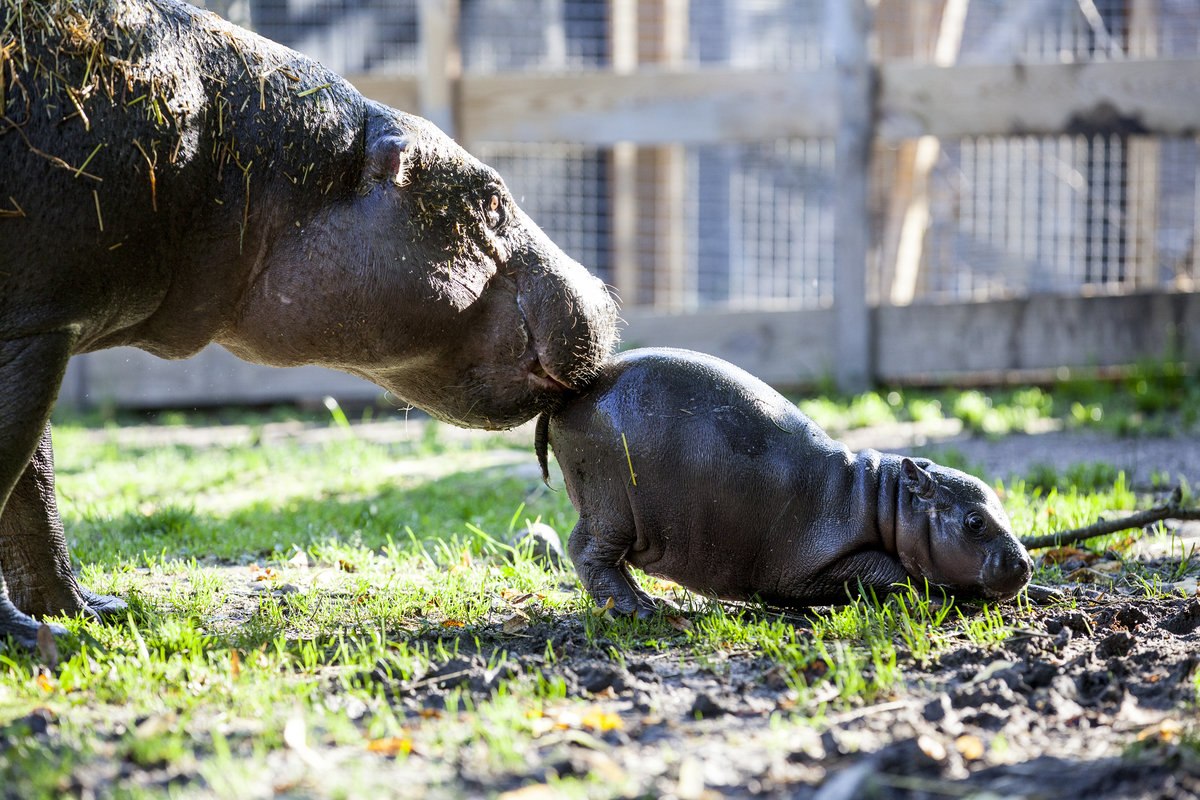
[483,193,505,229]
[965,512,986,533]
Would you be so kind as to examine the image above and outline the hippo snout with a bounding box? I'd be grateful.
[983,545,1033,600]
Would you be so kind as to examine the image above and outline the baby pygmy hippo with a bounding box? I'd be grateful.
[536,348,1032,617]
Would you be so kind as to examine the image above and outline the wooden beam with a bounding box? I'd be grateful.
[879,58,1200,141]
[62,290,1200,408]
[344,74,420,114]
[829,0,874,393]
[416,0,460,138]
[886,0,969,307]
[457,70,839,144]
[1127,0,1161,288]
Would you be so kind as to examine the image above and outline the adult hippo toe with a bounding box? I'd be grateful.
[0,0,618,645]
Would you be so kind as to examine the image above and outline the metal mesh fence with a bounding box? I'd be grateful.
[219,0,1199,311]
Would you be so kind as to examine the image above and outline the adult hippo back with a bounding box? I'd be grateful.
[538,349,1032,617]
[0,0,618,645]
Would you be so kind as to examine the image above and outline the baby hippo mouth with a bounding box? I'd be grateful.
[980,546,1034,601]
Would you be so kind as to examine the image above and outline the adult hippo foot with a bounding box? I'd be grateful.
[0,597,68,650]
[80,588,128,619]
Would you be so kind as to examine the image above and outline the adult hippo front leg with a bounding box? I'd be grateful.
[1,425,127,620]
[0,332,78,643]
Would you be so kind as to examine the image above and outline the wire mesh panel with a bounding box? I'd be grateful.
[472,142,614,285]
[460,0,608,72]
[237,0,421,74]
[690,141,835,309]
[216,0,1198,314]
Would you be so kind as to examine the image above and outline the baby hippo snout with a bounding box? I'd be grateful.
[983,544,1034,600]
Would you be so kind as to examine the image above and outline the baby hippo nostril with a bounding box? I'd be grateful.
[987,547,1033,597]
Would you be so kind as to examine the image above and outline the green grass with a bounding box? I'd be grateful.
[2,393,1197,797]
[796,359,1199,436]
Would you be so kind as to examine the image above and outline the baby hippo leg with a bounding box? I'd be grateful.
[771,551,913,606]
[568,520,658,618]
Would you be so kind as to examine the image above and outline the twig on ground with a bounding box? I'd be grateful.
[1022,486,1200,550]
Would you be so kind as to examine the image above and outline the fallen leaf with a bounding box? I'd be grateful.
[502,612,529,634]
[230,649,241,681]
[955,734,985,761]
[580,708,624,732]
[1137,719,1183,743]
[1042,547,1098,565]
[283,715,308,751]
[497,785,559,800]
[249,564,279,582]
[676,757,706,800]
[665,614,692,632]
[366,736,413,756]
[36,624,58,671]
[337,558,357,573]
[917,734,947,762]
[34,672,55,693]
[441,619,465,628]
[965,660,1016,686]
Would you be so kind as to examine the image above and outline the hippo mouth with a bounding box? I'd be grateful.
[526,356,572,393]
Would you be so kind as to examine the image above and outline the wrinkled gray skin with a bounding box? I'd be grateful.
[0,0,618,646]
[538,349,1032,617]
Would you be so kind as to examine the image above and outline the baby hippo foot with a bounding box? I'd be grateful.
[0,596,67,650]
[80,587,128,619]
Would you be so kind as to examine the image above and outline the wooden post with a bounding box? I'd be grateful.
[417,0,461,139]
[609,0,639,306]
[828,0,874,393]
[884,0,969,306]
[608,0,688,311]
[1128,0,1160,288]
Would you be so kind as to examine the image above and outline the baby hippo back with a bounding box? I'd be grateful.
[548,348,862,599]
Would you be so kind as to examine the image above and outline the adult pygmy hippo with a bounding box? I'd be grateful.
[537,349,1032,616]
[0,0,618,646]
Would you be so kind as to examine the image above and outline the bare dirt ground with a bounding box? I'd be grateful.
[64,420,1200,798]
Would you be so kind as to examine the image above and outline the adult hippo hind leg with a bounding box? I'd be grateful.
[567,520,658,619]
[1,426,127,620]
[0,332,101,645]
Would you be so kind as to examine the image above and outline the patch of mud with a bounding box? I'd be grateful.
[350,595,1200,799]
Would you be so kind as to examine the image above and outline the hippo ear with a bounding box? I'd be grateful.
[364,135,410,187]
[901,458,938,502]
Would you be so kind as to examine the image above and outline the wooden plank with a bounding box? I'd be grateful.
[344,75,421,113]
[64,346,381,409]
[887,0,969,306]
[457,70,839,145]
[874,291,1200,382]
[620,307,836,387]
[879,58,1200,141]
[61,291,1200,407]
[1127,0,1161,287]
[829,0,873,393]
[416,0,460,137]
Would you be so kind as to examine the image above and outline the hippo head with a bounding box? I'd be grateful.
[224,107,619,429]
[895,458,1032,601]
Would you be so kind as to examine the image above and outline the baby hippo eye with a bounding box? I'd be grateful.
[965,512,986,533]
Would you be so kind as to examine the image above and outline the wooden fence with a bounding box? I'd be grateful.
[64,0,1200,408]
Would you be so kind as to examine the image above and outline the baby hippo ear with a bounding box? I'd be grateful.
[901,458,938,502]
[364,135,410,187]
